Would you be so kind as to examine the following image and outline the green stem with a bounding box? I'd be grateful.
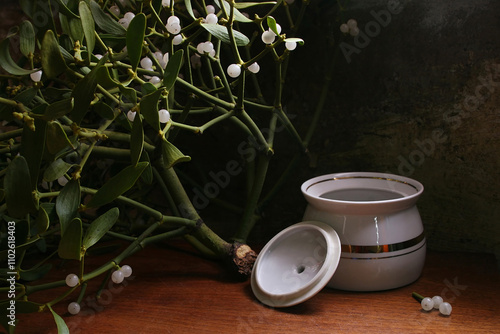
[0,128,23,141]
[141,226,189,246]
[214,59,236,104]
[412,292,425,302]
[176,77,235,110]
[238,110,270,153]
[198,110,235,133]
[76,282,87,304]
[46,286,78,307]
[152,166,179,216]
[223,0,243,64]
[154,160,232,257]
[258,152,301,210]
[233,154,271,242]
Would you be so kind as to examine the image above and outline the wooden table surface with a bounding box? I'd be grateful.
[10,242,500,334]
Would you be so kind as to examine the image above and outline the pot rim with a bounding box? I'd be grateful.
[301,172,424,208]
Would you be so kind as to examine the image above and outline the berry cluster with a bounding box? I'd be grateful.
[339,19,360,37]
[413,292,452,316]
[66,265,133,315]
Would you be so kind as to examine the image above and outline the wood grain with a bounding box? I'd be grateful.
[10,243,500,334]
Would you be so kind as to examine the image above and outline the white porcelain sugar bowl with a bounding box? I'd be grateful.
[301,172,426,291]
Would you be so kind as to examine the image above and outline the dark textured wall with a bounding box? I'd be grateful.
[269,0,500,259]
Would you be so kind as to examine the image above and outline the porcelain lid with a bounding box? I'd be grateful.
[250,221,341,307]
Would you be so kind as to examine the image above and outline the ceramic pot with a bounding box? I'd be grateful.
[301,172,426,291]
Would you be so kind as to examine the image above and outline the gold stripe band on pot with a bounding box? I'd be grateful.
[341,241,426,261]
[341,232,425,254]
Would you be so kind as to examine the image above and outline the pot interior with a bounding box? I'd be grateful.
[320,188,404,201]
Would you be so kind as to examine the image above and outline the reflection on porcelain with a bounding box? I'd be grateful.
[301,172,426,291]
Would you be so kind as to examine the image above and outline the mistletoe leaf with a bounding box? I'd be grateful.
[119,85,137,105]
[68,17,84,43]
[43,158,75,182]
[56,179,81,235]
[89,0,126,36]
[21,118,47,188]
[267,16,279,35]
[162,139,191,168]
[46,121,74,155]
[82,207,119,250]
[71,54,108,124]
[0,39,37,76]
[36,205,50,234]
[79,1,96,60]
[58,217,83,260]
[139,150,153,184]
[85,162,149,208]
[283,37,304,45]
[184,0,196,19]
[163,49,183,91]
[139,89,162,132]
[234,1,276,9]
[215,0,253,23]
[48,305,70,334]
[42,97,74,121]
[19,20,35,57]
[93,101,115,120]
[130,112,144,166]
[41,30,68,78]
[126,13,146,71]
[4,156,37,218]
[96,66,120,89]
[53,0,80,19]
[200,23,249,46]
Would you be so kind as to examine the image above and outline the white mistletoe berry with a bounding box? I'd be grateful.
[30,70,43,82]
[158,109,171,123]
[205,13,218,24]
[111,270,124,284]
[248,62,260,74]
[261,30,275,44]
[68,302,81,315]
[120,265,133,278]
[227,64,241,78]
[127,110,136,122]
[65,274,79,287]
[285,41,297,51]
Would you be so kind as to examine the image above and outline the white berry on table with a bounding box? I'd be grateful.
[439,302,452,316]
[432,295,444,309]
[420,297,434,311]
